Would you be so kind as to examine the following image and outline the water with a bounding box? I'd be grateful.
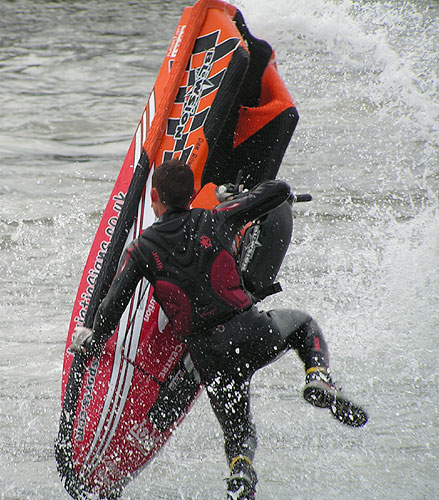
[0,0,438,498]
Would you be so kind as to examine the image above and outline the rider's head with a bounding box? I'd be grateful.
[151,159,195,216]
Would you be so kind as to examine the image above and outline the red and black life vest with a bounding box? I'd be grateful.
[135,208,252,339]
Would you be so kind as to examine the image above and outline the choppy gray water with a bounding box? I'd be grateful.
[0,0,438,498]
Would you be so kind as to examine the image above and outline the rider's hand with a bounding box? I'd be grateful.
[215,183,246,203]
[69,326,96,356]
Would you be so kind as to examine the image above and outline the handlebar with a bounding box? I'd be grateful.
[292,193,312,203]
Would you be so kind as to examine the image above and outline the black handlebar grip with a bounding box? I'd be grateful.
[294,194,312,203]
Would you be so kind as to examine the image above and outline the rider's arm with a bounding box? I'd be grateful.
[91,241,145,349]
[213,179,291,238]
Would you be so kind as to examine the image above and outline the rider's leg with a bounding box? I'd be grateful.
[266,308,368,427]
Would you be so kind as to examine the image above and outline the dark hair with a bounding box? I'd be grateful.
[152,159,194,208]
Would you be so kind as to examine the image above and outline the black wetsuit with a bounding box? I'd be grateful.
[93,179,330,464]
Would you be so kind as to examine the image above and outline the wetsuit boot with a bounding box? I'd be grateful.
[226,456,257,500]
[303,367,368,427]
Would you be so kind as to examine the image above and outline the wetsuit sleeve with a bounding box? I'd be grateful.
[92,241,145,347]
[213,179,291,238]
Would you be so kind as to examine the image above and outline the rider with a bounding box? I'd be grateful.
[71,159,368,500]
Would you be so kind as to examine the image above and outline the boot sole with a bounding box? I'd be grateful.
[303,380,368,427]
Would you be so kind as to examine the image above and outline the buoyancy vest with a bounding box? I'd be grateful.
[135,208,252,339]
